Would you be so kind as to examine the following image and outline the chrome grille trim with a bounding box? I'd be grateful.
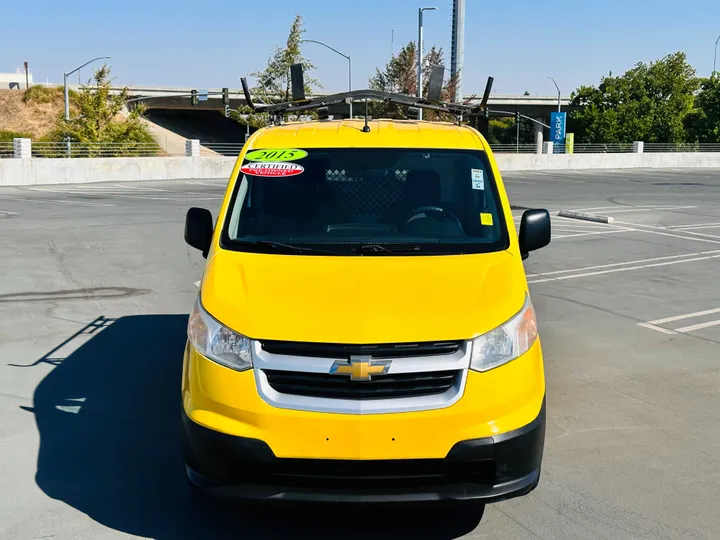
[251,339,471,415]
[252,340,470,374]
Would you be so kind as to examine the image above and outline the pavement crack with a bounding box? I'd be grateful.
[528,492,614,539]
[533,292,642,324]
[48,240,80,289]
[492,507,547,540]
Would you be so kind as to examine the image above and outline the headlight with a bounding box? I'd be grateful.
[470,294,538,372]
[187,297,252,371]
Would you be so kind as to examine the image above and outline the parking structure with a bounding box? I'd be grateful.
[0,168,719,539]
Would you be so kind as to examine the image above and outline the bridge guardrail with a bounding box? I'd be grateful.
[7,139,720,159]
[0,142,14,159]
[30,142,164,158]
[491,142,720,154]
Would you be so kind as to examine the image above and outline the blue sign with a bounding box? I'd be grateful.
[550,112,567,147]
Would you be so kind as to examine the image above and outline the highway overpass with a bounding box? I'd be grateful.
[62,83,574,120]
[56,83,573,152]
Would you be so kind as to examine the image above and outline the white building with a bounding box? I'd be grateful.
[0,68,33,89]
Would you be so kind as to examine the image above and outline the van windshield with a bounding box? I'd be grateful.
[221,148,509,256]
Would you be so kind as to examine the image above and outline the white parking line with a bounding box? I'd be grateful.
[532,250,720,277]
[553,229,635,239]
[187,180,226,187]
[637,322,678,335]
[638,308,720,335]
[528,251,720,284]
[113,184,169,191]
[643,307,720,325]
[675,320,720,333]
[595,206,697,214]
[106,194,219,202]
[611,220,720,242]
[668,223,720,231]
[0,195,115,207]
[27,184,221,198]
[572,205,697,212]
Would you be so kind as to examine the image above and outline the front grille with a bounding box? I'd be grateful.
[264,369,459,400]
[260,339,463,359]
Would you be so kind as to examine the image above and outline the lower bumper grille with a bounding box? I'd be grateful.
[263,370,460,400]
[261,458,495,489]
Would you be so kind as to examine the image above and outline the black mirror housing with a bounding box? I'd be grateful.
[519,209,551,258]
[185,207,214,258]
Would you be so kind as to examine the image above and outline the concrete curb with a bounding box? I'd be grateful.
[557,210,615,224]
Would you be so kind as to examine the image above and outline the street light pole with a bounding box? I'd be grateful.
[417,6,438,120]
[301,40,352,118]
[547,76,561,112]
[714,35,720,74]
[63,56,111,122]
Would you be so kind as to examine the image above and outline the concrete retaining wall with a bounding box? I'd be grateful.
[3,152,720,187]
[0,157,235,186]
[495,152,720,171]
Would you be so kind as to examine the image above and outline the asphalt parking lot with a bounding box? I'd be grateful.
[1,168,719,539]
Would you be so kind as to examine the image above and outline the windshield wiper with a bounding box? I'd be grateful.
[244,241,340,255]
[355,244,422,254]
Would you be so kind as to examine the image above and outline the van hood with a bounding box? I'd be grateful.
[200,250,527,344]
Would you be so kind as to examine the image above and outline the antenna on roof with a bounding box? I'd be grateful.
[240,77,255,110]
[479,76,494,109]
[427,65,445,103]
[362,99,370,132]
[290,63,306,102]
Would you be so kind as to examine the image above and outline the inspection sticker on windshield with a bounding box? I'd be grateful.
[244,148,308,162]
[471,169,484,190]
[240,162,305,177]
[480,213,494,226]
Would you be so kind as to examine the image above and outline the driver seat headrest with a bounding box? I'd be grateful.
[404,169,441,203]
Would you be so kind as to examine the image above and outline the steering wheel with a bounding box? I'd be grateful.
[403,205,465,233]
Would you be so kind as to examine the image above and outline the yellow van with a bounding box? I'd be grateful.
[181,79,551,509]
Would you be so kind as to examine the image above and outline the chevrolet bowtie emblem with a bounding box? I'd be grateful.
[330,356,392,381]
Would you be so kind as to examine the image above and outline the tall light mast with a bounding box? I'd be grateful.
[450,0,465,103]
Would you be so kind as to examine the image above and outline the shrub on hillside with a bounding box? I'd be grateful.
[0,129,33,142]
[22,85,68,104]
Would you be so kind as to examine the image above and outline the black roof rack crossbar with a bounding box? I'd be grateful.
[254,89,482,117]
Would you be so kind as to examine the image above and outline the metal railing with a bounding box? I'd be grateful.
[492,142,720,154]
[644,143,720,153]
[489,144,538,154]
[30,141,163,158]
[0,142,15,159]
[200,142,246,156]
[7,138,720,159]
[554,143,635,154]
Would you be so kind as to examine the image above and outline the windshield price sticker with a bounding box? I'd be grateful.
[471,169,484,190]
[245,148,308,162]
[241,162,305,177]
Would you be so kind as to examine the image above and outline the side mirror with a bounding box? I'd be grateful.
[519,209,551,260]
[185,207,214,258]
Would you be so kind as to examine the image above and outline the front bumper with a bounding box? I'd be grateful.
[181,398,545,503]
[182,338,546,461]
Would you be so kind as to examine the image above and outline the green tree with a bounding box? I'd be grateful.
[368,41,460,120]
[487,117,535,145]
[52,64,156,155]
[237,15,320,128]
[685,74,720,143]
[569,52,699,143]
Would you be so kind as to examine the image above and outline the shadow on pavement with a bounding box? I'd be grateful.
[21,314,484,539]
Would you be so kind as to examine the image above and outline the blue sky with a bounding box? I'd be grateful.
[2,0,719,97]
